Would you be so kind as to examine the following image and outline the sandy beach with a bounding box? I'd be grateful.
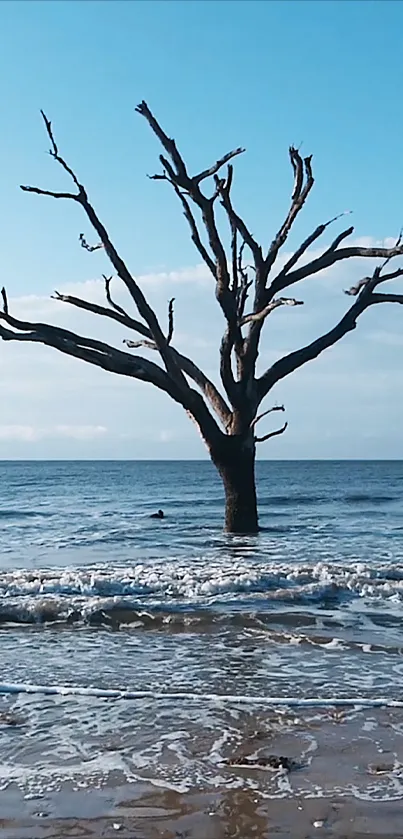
[2,787,403,838]
[2,707,403,838]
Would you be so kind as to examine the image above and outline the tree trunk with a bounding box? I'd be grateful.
[211,436,259,534]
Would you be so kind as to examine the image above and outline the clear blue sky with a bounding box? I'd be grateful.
[1,0,403,459]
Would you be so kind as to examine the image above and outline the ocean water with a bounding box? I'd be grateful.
[1,459,403,802]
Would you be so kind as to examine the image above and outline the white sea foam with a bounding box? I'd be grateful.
[1,559,403,611]
[1,681,403,706]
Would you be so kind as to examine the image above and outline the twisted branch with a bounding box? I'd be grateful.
[279,212,353,279]
[79,233,103,253]
[265,149,314,276]
[240,297,303,326]
[1,287,8,315]
[257,252,403,400]
[255,421,288,443]
[167,297,175,344]
[21,110,189,392]
[137,102,246,407]
[194,147,245,184]
[267,238,403,298]
[250,405,285,430]
[51,290,232,429]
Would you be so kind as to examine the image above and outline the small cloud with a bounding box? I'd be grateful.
[136,264,210,287]
[174,332,216,351]
[54,425,107,440]
[0,424,107,442]
[0,425,38,442]
[158,429,177,443]
[53,264,210,301]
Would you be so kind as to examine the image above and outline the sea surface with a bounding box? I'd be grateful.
[1,459,403,804]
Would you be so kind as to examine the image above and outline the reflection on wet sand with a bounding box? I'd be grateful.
[2,787,403,839]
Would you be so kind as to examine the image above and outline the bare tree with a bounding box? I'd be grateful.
[2,105,403,533]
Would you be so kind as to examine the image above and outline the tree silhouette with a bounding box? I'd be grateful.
[1,104,403,532]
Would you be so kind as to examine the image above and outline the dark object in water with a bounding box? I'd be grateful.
[225,754,295,771]
[0,712,24,727]
[150,509,164,519]
[368,761,397,775]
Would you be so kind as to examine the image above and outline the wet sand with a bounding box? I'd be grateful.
[2,708,403,838]
[1,788,403,839]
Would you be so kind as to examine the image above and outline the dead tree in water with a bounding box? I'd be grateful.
[2,105,403,533]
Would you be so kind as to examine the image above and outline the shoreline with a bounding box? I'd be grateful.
[2,705,403,832]
[2,787,403,839]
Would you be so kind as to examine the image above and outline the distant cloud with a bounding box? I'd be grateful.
[55,425,107,440]
[42,264,211,302]
[158,429,177,443]
[136,264,210,287]
[0,426,38,442]
[9,234,402,320]
[0,425,107,442]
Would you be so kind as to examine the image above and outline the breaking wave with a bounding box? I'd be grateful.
[0,509,54,520]
[1,558,403,627]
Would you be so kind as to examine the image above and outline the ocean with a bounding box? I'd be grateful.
[1,459,403,810]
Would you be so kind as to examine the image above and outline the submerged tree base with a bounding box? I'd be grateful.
[212,437,259,534]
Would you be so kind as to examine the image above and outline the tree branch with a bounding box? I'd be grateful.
[167,297,175,344]
[194,147,245,184]
[268,239,403,297]
[0,307,183,396]
[345,237,403,296]
[258,242,403,402]
[255,421,288,443]
[250,405,285,429]
[1,299,226,444]
[137,104,238,317]
[23,112,188,388]
[144,143,241,407]
[239,150,314,384]
[20,186,79,200]
[236,242,253,318]
[135,101,189,185]
[124,337,232,429]
[79,233,103,252]
[40,110,82,188]
[52,290,150,338]
[16,110,237,445]
[278,213,353,278]
[240,296,303,326]
[215,167,263,267]
[1,287,8,315]
[103,274,129,317]
[220,328,239,408]
[137,101,252,408]
[327,225,355,253]
[51,290,232,429]
[257,294,369,399]
[124,338,156,350]
[170,181,216,275]
[264,149,314,275]
[21,111,189,393]
[290,145,303,201]
[371,292,403,304]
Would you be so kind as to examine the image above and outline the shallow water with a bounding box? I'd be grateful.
[1,459,403,802]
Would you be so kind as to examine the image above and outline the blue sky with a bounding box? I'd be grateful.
[1,0,403,459]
